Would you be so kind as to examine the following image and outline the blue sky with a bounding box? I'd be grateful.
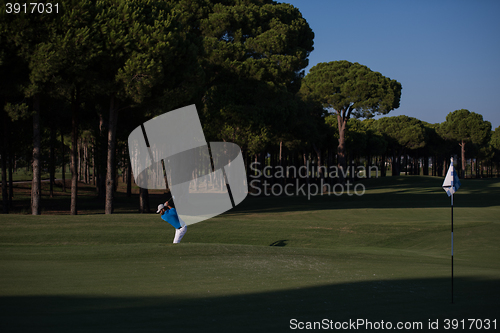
[284,0,500,129]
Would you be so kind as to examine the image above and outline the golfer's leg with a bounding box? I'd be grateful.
[178,226,187,243]
[173,229,181,243]
[173,226,187,243]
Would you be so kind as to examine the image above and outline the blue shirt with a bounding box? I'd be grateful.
[161,208,181,229]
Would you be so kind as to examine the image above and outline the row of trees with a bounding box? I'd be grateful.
[1,0,499,215]
[1,0,314,214]
[244,109,498,186]
[2,103,498,214]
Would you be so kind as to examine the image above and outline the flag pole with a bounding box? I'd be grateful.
[442,156,459,304]
[451,191,454,304]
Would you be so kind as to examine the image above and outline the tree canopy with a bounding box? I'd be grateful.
[299,61,402,119]
[439,109,491,177]
[200,0,314,155]
[299,60,402,182]
[492,126,500,151]
[439,109,491,146]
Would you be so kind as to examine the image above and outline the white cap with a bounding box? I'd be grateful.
[156,204,165,214]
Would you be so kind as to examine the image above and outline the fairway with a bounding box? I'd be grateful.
[1,176,499,332]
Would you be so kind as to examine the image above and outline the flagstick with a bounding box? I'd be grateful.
[443,157,459,304]
[451,192,454,304]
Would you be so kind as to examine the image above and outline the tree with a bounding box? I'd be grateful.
[362,119,388,176]
[1,2,61,214]
[438,109,491,178]
[90,0,203,214]
[196,0,314,189]
[345,118,367,167]
[492,126,500,151]
[374,116,426,176]
[300,61,402,183]
[200,0,314,153]
[1,108,8,213]
[34,0,100,215]
[0,20,29,213]
[491,126,500,177]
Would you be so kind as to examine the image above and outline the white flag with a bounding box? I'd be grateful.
[442,163,461,197]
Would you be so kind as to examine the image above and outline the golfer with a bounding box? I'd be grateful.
[156,200,187,243]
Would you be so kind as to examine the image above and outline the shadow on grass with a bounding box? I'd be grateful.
[1,277,498,332]
[269,239,288,247]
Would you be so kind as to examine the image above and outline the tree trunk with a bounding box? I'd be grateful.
[303,151,309,188]
[411,152,420,176]
[366,152,372,177]
[313,143,325,191]
[70,94,79,215]
[1,108,8,214]
[78,137,82,181]
[381,154,386,177]
[327,149,333,184]
[403,150,408,176]
[85,138,90,184]
[8,153,13,208]
[31,94,42,215]
[97,113,107,199]
[270,150,276,186]
[139,187,150,213]
[92,140,97,186]
[122,154,126,183]
[105,95,118,214]
[81,139,85,183]
[392,151,396,176]
[254,153,261,193]
[337,113,348,184]
[61,132,66,192]
[127,156,132,197]
[460,140,466,179]
[87,140,91,184]
[313,143,323,179]
[413,152,418,175]
[49,126,56,198]
[423,155,429,176]
[279,141,285,186]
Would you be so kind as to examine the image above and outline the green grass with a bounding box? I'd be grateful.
[1,176,499,332]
